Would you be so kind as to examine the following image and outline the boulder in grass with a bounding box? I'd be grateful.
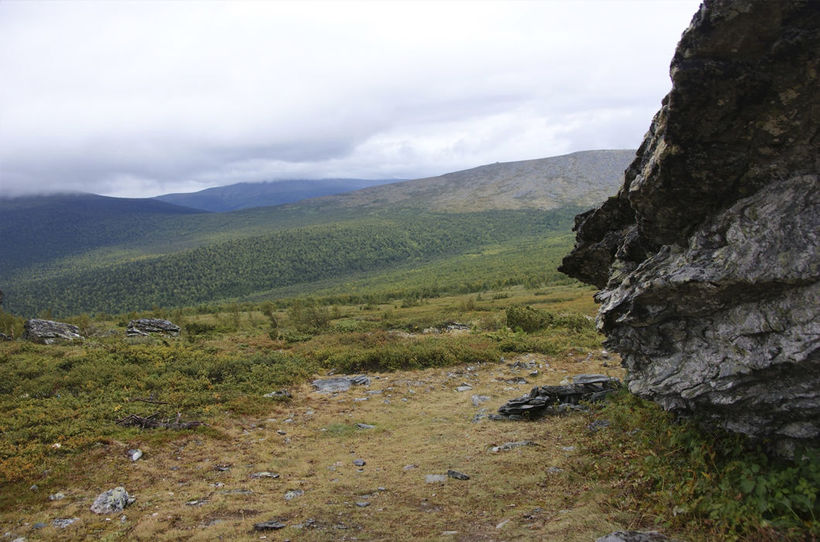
[90,487,134,514]
[23,319,83,344]
[127,318,180,337]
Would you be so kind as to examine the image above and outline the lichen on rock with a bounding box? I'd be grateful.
[559,0,819,454]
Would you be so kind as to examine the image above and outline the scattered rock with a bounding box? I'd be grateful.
[126,318,180,337]
[263,389,292,399]
[353,459,366,467]
[471,394,490,406]
[546,466,563,474]
[90,487,134,514]
[51,518,79,528]
[588,419,611,432]
[403,464,418,471]
[250,471,279,479]
[447,470,470,480]
[559,0,820,452]
[425,474,447,483]
[455,383,473,392]
[22,319,83,344]
[48,492,65,501]
[355,501,370,508]
[284,488,304,500]
[490,441,536,453]
[356,423,375,430]
[596,531,677,542]
[496,375,620,418]
[127,449,143,461]
[312,375,370,393]
[254,520,286,531]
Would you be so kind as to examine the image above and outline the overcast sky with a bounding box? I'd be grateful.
[0,0,701,198]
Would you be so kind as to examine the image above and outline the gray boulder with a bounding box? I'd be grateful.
[23,319,83,344]
[559,0,820,453]
[127,318,180,337]
[90,487,134,514]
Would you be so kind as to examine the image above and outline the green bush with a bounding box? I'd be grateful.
[581,391,819,540]
[506,305,554,332]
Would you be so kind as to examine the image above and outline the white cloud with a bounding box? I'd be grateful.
[0,0,701,198]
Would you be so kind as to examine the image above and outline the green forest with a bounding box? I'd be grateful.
[5,208,581,317]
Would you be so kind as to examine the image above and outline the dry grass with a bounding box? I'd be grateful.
[0,348,635,541]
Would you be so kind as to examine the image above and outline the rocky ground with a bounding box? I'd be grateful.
[2,351,633,541]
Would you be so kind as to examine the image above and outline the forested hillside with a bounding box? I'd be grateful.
[0,194,204,276]
[6,208,580,316]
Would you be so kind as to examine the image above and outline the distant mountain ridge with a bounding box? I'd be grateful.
[292,149,635,212]
[155,178,401,212]
[1,149,635,316]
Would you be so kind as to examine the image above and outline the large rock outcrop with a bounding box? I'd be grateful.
[559,0,819,453]
[23,319,84,344]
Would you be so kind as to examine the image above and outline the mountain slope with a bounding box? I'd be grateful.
[155,178,400,212]
[289,149,634,212]
[0,194,205,277]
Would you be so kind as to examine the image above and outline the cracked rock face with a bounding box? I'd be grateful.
[559,0,819,453]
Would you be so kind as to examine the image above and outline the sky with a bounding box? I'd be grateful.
[0,0,702,199]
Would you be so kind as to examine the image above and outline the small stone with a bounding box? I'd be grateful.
[276,430,287,435]
[403,464,417,471]
[353,459,366,467]
[425,474,447,483]
[455,385,473,392]
[447,470,470,480]
[490,440,535,453]
[356,423,375,430]
[48,492,65,501]
[253,520,286,531]
[263,390,292,399]
[127,449,143,461]
[215,464,232,471]
[595,532,675,542]
[284,489,304,500]
[471,394,490,406]
[560,446,576,452]
[546,466,563,474]
[90,487,134,515]
[32,523,46,529]
[496,519,511,529]
[442,531,459,536]
[250,471,280,479]
[355,501,370,507]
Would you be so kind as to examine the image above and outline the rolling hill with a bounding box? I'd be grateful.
[0,149,634,316]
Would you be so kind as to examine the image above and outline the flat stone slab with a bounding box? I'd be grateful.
[127,318,180,337]
[312,375,370,393]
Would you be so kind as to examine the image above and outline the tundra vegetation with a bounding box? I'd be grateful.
[0,279,815,540]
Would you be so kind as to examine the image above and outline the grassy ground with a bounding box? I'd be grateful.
[0,286,816,541]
